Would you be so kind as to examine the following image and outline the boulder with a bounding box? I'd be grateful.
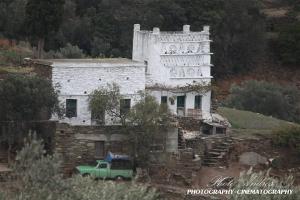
[239,152,267,166]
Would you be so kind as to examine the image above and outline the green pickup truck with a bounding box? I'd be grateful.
[75,152,133,180]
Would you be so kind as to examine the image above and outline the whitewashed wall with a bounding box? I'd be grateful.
[133,24,213,120]
[51,60,145,125]
[148,90,211,119]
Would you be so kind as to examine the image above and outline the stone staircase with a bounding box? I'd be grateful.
[202,136,234,167]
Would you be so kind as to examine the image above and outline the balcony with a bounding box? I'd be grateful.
[186,109,202,119]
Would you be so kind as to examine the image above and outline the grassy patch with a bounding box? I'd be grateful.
[217,107,299,138]
[218,107,295,129]
[0,66,34,74]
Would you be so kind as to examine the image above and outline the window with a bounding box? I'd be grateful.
[177,96,185,108]
[98,163,108,169]
[161,96,167,104]
[95,141,105,158]
[120,99,131,115]
[66,99,77,118]
[144,61,148,73]
[194,95,202,109]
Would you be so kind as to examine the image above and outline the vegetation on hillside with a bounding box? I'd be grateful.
[0,75,61,163]
[0,0,299,77]
[0,75,60,121]
[225,80,300,123]
[0,0,267,76]
[217,107,295,130]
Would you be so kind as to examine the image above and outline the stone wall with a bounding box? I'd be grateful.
[55,123,134,175]
[55,123,178,176]
[149,149,201,186]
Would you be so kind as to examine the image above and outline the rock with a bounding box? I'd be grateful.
[239,152,268,166]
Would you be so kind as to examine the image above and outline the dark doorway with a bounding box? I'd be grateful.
[177,96,186,116]
[95,141,105,158]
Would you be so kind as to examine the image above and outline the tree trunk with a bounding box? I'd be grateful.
[7,143,11,164]
[37,38,45,59]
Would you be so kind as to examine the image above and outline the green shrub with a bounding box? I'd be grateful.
[225,80,300,123]
[273,126,300,155]
[230,168,300,200]
[71,176,160,200]
[0,48,33,66]
[13,134,76,200]
[0,193,4,200]
[45,43,85,59]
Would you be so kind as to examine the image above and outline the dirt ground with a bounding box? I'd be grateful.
[0,163,11,172]
[156,137,300,199]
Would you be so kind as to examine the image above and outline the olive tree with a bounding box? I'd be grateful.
[127,92,172,166]
[89,84,172,166]
[89,83,126,125]
[0,74,60,163]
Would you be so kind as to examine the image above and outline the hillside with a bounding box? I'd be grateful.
[217,107,298,138]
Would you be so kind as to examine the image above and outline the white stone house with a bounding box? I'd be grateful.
[36,24,214,126]
[48,58,145,125]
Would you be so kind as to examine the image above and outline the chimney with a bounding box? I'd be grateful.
[203,25,210,33]
[134,24,140,32]
[183,25,190,33]
[153,27,160,34]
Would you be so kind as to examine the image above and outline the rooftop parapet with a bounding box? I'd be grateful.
[133,24,210,42]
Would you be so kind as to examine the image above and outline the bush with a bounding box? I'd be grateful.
[71,176,160,200]
[13,134,76,200]
[44,43,85,59]
[4,134,161,200]
[273,126,300,155]
[0,74,60,121]
[230,168,300,200]
[225,80,300,123]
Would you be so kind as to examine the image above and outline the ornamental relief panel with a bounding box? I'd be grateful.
[161,55,207,67]
[169,67,203,78]
[161,42,209,55]
[159,34,209,42]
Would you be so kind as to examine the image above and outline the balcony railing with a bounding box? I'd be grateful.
[186,109,202,119]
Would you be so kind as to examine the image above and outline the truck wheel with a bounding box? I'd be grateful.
[82,173,90,177]
[115,176,124,181]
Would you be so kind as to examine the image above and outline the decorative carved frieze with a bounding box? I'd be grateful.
[161,55,208,67]
[161,42,210,55]
[159,33,209,42]
[169,66,203,78]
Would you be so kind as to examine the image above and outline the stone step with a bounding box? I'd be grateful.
[211,148,228,152]
[202,162,218,166]
[219,142,233,146]
[203,157,222,162]
[207,151,223,155]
